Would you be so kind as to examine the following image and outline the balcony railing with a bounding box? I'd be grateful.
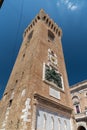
[75,111,87,121]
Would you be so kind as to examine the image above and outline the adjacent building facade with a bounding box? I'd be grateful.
[0,9,75,130]
[70,81,87,130]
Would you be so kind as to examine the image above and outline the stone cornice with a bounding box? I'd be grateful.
[76,116,87,122]
[70,80,87,89]
[70,85,87,93]
[33,92,73,114]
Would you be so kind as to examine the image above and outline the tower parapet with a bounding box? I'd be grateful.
[23,9,62,38]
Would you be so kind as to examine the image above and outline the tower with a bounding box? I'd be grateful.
[0,9,73,130]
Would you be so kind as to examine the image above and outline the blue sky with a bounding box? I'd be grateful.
[0,0,87,99]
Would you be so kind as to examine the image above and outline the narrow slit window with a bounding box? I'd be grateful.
[28,30,33,42]
[76,105,80,113]
[51,117,54,130]
[43,114,47,130]
[9,99,13,107]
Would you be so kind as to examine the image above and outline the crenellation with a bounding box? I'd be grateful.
[25,28,28,33]
[28,25,30,30]
[56,28,58,34]
[39,9,47,19]
[32,21,35,26]
[48,20,51,27]
[23,31,26,38]
[23,9,62,39]
[37,15,40,20]
[51,23,54,29]
[42,15,46,21]
[35,18,37,23]
[53,26,56,32]
[58,28,62,37]
[46,18,49,24]
[30,24,33,29]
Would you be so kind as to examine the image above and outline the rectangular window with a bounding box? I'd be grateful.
[76,105,80,113]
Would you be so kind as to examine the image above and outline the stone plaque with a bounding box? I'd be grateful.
[49,87,60,99]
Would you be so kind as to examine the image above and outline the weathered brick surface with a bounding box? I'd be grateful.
[0,10,73,130]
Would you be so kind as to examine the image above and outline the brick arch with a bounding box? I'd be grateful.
[72,95,80,105]
[78,126,86,130]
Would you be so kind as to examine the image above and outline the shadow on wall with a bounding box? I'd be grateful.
[78,126,86,130]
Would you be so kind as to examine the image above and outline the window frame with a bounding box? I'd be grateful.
[48,30,55,42]
[43,63,64,91]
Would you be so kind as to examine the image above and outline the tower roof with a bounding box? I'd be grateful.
[23,9,62,38]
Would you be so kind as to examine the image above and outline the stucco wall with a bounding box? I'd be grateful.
[36,107,71,130]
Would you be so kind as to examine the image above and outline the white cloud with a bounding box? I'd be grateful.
[67,2,73,9]
[56,0,79,11]
[57,1,60,7]
[70,5,78,11]
[65,0,69,4]
[67,2,78,11]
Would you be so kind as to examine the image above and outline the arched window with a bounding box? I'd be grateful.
[78,126,86,130]
[58,118,61,130]
[43,114,47,130]
[48,30,55,42]
[64,120,67,130]
[51,117,54,130]
[72,95,81,114]
[76,105,80,113]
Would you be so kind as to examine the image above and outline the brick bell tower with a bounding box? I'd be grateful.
[0,9,73,130]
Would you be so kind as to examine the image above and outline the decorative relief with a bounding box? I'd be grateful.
[43,63,64,90]
[42,49,64,91]
[36,108,71,130]
[21,98,31,130]
[48,49,57,66]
